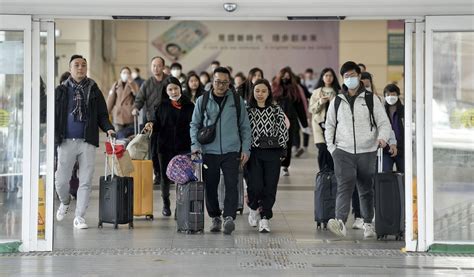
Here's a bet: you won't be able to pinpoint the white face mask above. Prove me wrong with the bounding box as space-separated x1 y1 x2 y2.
344 76 359 90
169 95 181 101
385 95 398 105
131 72 138 79
171 69 181 78
120 73 129 82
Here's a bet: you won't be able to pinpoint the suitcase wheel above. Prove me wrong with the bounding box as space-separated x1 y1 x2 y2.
129 222 134 229
323 223 328 230
238 208 243 215
98 221 103 229
114 224 118 229
146 215 154 221
316 222 321 229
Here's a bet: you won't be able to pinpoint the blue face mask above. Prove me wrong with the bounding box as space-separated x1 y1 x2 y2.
344 76 359 90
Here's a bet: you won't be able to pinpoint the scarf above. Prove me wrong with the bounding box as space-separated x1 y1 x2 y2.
66 76 90 122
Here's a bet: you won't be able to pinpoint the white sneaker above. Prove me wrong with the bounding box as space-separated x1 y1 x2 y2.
259 218 270 233
73 216 88 229
248 208 259 227
352 217 364 229
282 167 289 176
327 218 347 237
56 203 69 221
363 223 376 238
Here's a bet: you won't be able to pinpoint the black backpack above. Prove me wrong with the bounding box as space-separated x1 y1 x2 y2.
333 91 377 144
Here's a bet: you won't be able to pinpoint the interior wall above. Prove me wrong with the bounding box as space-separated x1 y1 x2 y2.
55 19 403 96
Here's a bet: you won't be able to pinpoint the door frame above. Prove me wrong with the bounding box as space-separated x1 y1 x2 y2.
424 15 474 248
0 15 32 251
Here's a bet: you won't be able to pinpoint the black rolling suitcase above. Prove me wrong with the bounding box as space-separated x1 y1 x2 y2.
218 168 245 215
98 138 134 229
176 156 205 233
314 168 337 229
374 148 404 240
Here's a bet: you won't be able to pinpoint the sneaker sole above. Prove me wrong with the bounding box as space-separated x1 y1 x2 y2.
327 220 346 237
259 228 270 233
223 221 235 235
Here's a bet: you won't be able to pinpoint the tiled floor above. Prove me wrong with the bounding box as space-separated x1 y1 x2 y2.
1 143 474 276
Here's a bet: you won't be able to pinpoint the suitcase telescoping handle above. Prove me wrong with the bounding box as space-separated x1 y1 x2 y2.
134 115 139 136
377 147 383 173
191 152 204 182
105 136 116 180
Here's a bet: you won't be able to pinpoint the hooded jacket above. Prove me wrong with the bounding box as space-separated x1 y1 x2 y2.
324 84 391 154
190 89 251 156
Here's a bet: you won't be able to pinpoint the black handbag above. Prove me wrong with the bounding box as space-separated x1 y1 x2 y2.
197 124 217 145
197 96 227 145
258 135 280 149
258 107 281 149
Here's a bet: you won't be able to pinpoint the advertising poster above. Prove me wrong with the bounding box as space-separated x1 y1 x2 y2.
148 21 339 78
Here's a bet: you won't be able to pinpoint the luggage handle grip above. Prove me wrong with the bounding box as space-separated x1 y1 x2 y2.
105 137 116 180
377 147 383 173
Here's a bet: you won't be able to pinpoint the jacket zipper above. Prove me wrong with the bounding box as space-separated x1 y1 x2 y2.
347 95 357 154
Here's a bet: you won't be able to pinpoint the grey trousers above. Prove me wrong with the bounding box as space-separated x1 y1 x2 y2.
332 148 377 223
55 139 96 218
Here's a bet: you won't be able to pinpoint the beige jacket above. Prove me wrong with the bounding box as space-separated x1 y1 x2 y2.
107 80 139 125
309 87 336 144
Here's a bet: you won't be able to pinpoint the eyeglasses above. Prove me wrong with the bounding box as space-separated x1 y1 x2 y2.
343 72 358 78
213 80 229 86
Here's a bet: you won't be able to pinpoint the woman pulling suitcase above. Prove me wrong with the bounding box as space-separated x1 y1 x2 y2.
246 79 289 233
144 76 194 217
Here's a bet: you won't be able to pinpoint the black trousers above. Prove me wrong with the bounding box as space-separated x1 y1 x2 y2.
246 148 281 219
352 187 361 218
203 152 240 219
150 131 161 184
316 143 334 171
282 122 298 167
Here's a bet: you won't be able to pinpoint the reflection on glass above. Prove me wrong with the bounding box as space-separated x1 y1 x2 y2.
0 31 24 241
38 34 48 240
432 32 474 242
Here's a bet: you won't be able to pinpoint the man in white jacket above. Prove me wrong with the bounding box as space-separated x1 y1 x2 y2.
325 61 391 238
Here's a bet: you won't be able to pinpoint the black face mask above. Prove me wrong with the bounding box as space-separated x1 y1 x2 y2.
281 79 290 85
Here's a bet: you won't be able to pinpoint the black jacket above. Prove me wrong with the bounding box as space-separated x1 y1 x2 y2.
182 87 204 104
55 80 114 147
385 101 405 150
153 96 194 154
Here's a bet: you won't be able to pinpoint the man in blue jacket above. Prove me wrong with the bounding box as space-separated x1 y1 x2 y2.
190 67 251 235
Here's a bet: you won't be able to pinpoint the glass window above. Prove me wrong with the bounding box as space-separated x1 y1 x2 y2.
432 32 474 242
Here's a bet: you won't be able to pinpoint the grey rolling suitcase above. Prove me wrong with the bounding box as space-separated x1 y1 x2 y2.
218 168 245 215
374 148 405 240
176 157 205 233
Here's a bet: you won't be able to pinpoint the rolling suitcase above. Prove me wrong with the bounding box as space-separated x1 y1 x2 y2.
375 148 405 240
218 168 245 215
98 137 134 229
314 168 337 229
176 155 205 233
130 116 154 220
131 160 154 220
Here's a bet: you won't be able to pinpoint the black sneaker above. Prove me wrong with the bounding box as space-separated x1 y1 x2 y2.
295 148 305 158
223 216 235 235
210 217 222 232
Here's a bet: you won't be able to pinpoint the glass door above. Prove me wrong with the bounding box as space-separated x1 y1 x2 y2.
0 15 32 252
425 15 474 247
